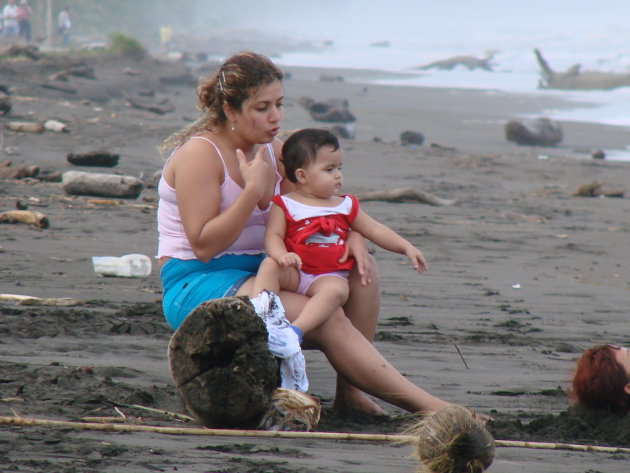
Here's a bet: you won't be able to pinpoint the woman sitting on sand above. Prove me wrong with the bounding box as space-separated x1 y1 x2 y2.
572 345 630 415
156 50 450 416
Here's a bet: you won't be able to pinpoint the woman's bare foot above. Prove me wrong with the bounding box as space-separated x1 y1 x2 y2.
333 390 388 416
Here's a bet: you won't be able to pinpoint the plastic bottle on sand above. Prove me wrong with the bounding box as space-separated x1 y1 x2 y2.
92 254 152 277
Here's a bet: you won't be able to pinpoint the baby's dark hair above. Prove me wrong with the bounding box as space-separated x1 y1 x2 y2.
282 128 339 183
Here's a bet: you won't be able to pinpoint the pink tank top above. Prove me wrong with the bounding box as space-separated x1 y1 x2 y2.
157 137 282 260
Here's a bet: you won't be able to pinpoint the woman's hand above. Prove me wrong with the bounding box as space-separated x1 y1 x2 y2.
340 231 374 286
236 147 271 200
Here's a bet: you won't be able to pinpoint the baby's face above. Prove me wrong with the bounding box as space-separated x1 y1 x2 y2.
302 145 344 198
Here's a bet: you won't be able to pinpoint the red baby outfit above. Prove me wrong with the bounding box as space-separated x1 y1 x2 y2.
272 194 360 275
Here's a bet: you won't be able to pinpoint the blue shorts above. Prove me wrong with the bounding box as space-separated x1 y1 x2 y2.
160 254 264 330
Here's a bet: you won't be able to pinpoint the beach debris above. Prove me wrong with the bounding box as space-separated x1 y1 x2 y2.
168 296 278 428
591 149 605 160
41 82 78 94
0 43 43 61
0 293 82 306
4 121 45 133
159 72 196 86
67 150 120 167
43 119 69 133
328 123 355 139
505 117 563 147
0 89 10 116
48 65 96 81
92 254 152 278
403 405 495 473
0 210 49 228
257 388 321 432
0 162 40 179
61 170 144 199
415 50 498 72
400 130 425 146
297 96 356 123
358 187 457 206
575 180 624 198
512 283 521 289
126 96 175 114
534 49 630 90
319 74 344 82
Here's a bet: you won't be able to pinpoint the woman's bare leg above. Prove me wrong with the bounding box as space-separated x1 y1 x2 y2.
279 290 450 414
334 258 386 414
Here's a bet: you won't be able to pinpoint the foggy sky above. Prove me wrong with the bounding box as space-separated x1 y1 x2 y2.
194 0 630 44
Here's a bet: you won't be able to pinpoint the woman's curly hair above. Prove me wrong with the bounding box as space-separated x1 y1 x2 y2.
160 51 283 153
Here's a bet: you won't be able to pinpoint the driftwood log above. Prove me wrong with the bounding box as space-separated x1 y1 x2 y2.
0 164 39 179
358 187 456 206
61 170 144 199
67 151 120 167
416 51 497 71
168 297 278 428
4 121 45 133
534 49 630 90
0 210 49 228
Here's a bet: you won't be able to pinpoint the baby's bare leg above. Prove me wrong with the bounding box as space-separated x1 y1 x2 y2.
252 257 299 296
292 276 349 335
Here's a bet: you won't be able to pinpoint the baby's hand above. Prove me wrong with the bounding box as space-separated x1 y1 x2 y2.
277 252 302 269
406 246 428 273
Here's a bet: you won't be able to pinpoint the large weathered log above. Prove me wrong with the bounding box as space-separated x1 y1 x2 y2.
168 297 278 428
415 51 498 71
61 170 144 199
534 49 630 90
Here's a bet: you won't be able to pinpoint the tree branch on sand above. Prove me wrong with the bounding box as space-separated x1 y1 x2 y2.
534 48 630 90
358 187 457 206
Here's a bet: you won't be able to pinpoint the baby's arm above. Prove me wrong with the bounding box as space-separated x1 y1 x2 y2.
264 205 302 268
351 209 427 273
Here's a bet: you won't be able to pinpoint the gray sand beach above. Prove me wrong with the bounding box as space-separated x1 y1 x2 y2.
0 42 629 472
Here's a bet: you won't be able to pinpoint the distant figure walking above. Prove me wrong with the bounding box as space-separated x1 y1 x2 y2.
57 6 71 46
2 0 19 38
17 0 31 41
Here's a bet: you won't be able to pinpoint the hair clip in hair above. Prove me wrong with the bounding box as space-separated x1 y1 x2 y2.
218 71 226 93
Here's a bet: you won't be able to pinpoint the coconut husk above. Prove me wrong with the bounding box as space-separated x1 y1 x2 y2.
258 388 321 431
404 405 495 473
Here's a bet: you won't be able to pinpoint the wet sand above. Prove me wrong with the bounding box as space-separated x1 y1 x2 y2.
1 46 629 472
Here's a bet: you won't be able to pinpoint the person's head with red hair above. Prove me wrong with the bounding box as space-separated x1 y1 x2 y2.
572 345 630 415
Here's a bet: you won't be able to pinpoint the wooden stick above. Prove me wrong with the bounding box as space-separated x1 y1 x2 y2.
1 415 629 454
118 404 196 422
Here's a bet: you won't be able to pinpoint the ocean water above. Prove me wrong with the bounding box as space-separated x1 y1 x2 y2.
204 1 630 160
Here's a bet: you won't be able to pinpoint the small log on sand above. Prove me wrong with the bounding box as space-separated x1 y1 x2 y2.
0 210 49 228
62 170 144 199
126 97 175 115
168 297 278 428
534 49 630 90
4 121 45 133
358 187 457 206
575 180 624 198
67 151 120 167
0 164 39 179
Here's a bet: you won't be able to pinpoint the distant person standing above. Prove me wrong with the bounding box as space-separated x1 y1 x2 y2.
57 6 71 46
17 0 31 41
2 0 19 38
